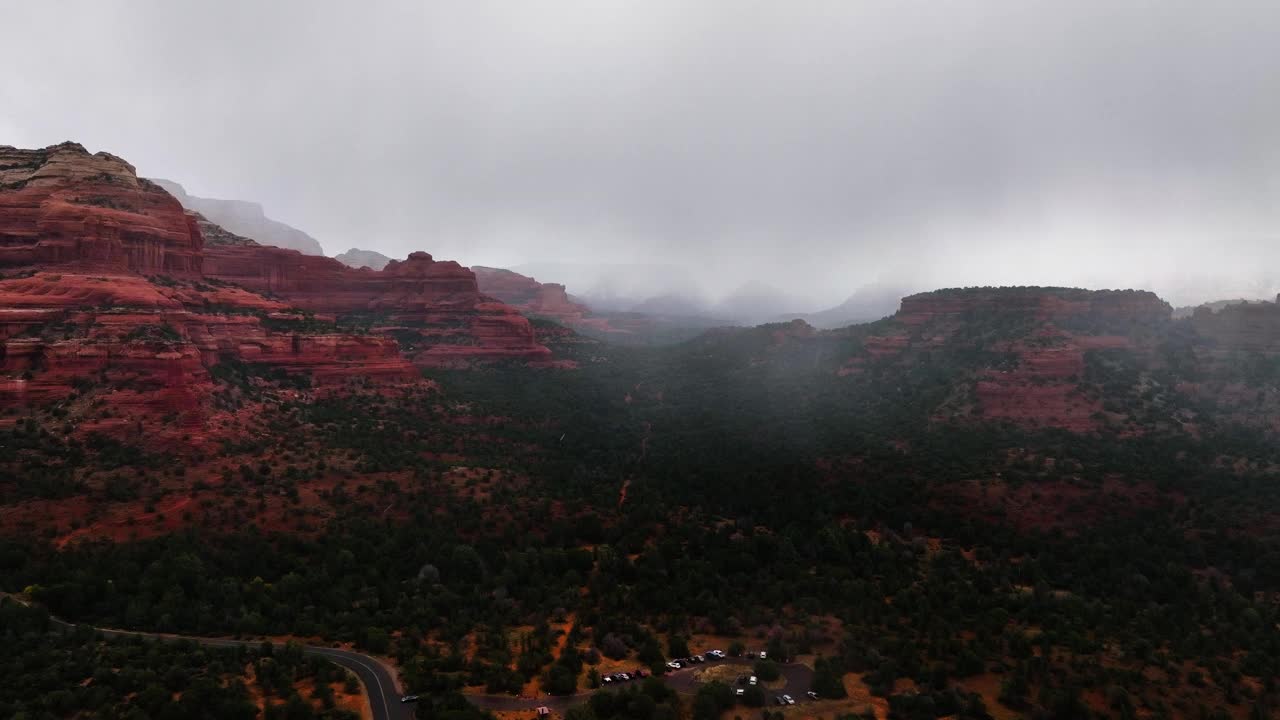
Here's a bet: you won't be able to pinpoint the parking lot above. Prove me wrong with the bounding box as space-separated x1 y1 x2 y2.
464 651 819 716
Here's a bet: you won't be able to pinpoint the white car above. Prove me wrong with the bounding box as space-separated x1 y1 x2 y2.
735 688 745 697
749 676 758 686
666 661 682 669
759 651 767 660
707 650 725 658
783 695 795 705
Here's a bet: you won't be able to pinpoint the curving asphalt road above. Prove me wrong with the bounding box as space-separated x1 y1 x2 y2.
6 593 813 720
0 593 413 720
66 624 414 720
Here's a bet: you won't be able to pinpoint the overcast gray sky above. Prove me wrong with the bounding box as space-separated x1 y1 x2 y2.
4 1 1279 307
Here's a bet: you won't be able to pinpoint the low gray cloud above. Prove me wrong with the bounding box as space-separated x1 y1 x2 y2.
4 1 1278 307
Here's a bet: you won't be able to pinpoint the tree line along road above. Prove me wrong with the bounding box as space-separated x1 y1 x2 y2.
5 594 815 720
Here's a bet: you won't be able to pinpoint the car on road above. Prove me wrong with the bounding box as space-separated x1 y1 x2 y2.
749 676 758 685
759 651 767 659
690 654 704 663
666 660 682 669
401 695 420 704
782 694 795 705
775 696 786 705
736 688 745 697
707 649 726 659
806 691 819 700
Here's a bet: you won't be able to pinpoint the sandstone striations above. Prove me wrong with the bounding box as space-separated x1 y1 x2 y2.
0 143 553 444
0 271 419 435
473 265 622 336
838 287 1174 433
895 287 1172 327
204 248 551 364
0 143 203 276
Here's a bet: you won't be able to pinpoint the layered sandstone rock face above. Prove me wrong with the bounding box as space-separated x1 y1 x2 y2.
0 271 419 435
0 142 551 442
1189 296 1280 355
896 287 1172 327
0 143 203 275
474 266 587 321
473 265 620 335
840 287 1173 432
205 248 551 364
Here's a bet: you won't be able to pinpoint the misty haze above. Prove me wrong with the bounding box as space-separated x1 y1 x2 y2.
2 3 1280 720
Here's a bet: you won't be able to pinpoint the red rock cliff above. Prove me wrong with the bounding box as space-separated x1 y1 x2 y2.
839 287 1171 433
205 248 550 363
896 287 1172 326
0 142 555 445
473 266 590 322
0 142 203 275
1189 296 1280 355
0 272 420 435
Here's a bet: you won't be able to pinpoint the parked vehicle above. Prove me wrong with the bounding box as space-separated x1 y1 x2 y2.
782 694 795 705
806 691 818 700
736 688 745 697
759 651 767 659
401 695 420 704
666 660 682 669
749 676 758 685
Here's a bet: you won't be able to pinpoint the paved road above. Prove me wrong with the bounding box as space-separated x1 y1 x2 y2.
68 623 414 720
5 593 812 719
87 629 411 720
465 657 815 714
1 594 413 720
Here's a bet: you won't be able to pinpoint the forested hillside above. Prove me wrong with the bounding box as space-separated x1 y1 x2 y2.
5 286 1280 718
0 598 363 720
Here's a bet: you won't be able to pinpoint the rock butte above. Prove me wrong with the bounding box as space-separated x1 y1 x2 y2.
473 265 614 333
0 142 203 275
841 287 1177 433
0 142 551 442
203 248 550 364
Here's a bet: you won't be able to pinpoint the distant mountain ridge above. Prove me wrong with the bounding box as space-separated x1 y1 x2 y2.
151 178 326 256
1172 297 1273 319
773 284 914 329
334 247 392 270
